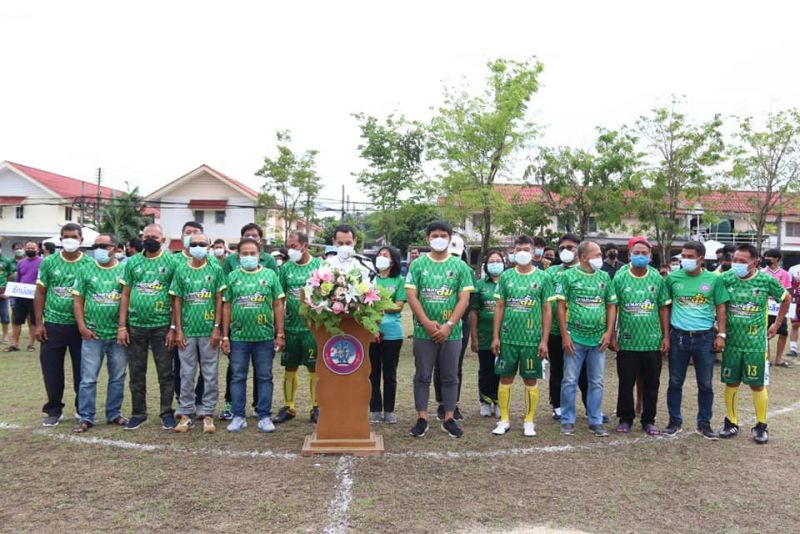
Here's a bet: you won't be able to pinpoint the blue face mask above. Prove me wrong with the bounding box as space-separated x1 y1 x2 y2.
240 255 259 271
183 235 192 249
94 248 111 264
487 262 504 276
189 246 208 260
732 263 750 278
681 258 698 271
631 255 650 268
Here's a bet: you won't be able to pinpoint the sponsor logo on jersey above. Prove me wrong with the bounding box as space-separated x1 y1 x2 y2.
90 291 122 305
135 280 164 294
185 289 213 304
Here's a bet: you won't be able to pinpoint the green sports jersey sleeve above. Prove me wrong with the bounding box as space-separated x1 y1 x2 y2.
394 279 407 302
36 256 51 287
713 275 730 305
767 276 789 303
605 272 618 304
405 259 419 290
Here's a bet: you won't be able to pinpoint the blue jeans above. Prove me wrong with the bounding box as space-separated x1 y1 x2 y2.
560 342 605 425
78 338 127 423
667 329 715 426
230 340 274 419
0 297 9 324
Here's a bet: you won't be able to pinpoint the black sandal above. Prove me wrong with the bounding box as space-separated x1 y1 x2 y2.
3 346 19 352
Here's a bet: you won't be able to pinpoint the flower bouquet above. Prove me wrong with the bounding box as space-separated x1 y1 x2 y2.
300 265 394 335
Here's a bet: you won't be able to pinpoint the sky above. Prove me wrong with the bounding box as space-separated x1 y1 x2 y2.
2 1 799 215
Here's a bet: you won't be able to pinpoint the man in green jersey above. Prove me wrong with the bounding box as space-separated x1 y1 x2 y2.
490 235 552 437
553 240 617 437
170 233 226 434
406 221 474 439
34 223 94 427
664 241 730 440
0 242 13 343
273 231 323 424
72 233 128 433
221 238 285 433
610 237 670 436
718 245 790 444
118 223 178 430
470 249 505 417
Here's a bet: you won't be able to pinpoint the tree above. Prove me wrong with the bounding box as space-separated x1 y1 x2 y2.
318 215 366 252
429 57 543 262
630 98 724 263
729 109 800 254
353 113 428 243
527 129 640 239
98 187 152 242
494 197 550 239
256 130 322 243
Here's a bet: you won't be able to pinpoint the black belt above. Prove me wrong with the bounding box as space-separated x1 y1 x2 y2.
672 328 713 337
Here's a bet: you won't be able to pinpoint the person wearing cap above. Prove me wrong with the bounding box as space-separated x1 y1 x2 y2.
610 237 670 436
601 243 625 280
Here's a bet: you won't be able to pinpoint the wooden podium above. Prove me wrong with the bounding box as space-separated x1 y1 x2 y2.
301 317 385 456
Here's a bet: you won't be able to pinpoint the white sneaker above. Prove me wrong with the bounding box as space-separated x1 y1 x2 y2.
524 422 537 437
227 416 247 432
479 404 492 417
492 420 511 435
257 417 275 433
494 405 502 418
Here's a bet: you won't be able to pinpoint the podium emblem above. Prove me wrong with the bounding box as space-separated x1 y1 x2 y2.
322 334 365 375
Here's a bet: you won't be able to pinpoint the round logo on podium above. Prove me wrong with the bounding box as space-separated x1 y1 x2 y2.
322 334 365 375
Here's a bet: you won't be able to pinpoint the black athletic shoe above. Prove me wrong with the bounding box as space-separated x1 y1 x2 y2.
310 407 319 424
696 423 719 441
453 406 464 421
435 404 445 421
271 406 296 424
441 418 463 438
719 417 739 439
752 423 768 445
662 420 682 436
409 418 429 437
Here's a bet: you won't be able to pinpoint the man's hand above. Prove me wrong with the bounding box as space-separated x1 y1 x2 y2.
221 339 231 355
609 337 619 353
275 335 286 352
537 341 549 360
767 323 779 340
423 319 440 338
79 326 97 341
470 338 479 354
660 336 670 355
713 335 726 353
599 332 612 352
175 329 187 350
116 328 129 347
491 337 501 356
34 324 47 343
562 334 575 356
166 329 176 349
431 322 451 344
210 328 220 349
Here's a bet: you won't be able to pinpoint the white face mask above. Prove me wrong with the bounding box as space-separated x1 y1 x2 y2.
61 238 80 253
337 245 354 260
559 249 575 264
514 250 533 266
288 248 303 263
213 248 225 257
375 256 391 271
430 237 449 252
588 257 604 271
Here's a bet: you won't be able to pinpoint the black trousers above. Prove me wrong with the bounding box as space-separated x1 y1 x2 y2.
434 319 470 404
223 357 259 407
369 339 402 412
477 349 499 404
616 350 661 426
173 347 204 411
128 326 173 419
40 322 82 417
548 334 588 409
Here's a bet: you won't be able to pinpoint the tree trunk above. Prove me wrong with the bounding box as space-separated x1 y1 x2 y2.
481 205 492 273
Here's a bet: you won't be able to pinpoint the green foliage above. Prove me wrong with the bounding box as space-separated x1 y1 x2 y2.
98 187 153 242
494 196 550 239
629 97 724 262
364 203 438 254
256 130 322 243
429 57 543 261
729 108 800 253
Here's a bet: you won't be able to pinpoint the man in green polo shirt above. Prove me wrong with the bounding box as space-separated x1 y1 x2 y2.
118 223 177 431
34 223 94 426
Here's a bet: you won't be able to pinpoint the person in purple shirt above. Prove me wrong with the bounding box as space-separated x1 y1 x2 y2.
4 241 42 352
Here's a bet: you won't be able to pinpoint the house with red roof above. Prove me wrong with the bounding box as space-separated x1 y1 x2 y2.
0 161 123 247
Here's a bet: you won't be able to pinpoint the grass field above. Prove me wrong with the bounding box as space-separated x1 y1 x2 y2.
1 311 799 533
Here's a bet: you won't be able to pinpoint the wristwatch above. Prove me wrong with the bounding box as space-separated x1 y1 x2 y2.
276 332 286 338
445 321 455 328
169 325 177 331
716 333 727 339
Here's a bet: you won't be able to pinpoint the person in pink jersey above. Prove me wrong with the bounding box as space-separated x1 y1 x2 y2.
762 249 791 367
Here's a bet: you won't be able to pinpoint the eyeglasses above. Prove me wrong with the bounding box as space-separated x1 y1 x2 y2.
93 244 115 250
190 243 209 248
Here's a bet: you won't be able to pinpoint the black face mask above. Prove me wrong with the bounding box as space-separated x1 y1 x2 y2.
721 264 731 272
607 251 617 260
761 260 770 269
25 250 37 258
143 238 161 253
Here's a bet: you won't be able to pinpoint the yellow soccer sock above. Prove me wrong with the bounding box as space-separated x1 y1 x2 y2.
309 371 318 408
498 383 512 422
724 385 739 425
284 371 298 411
753 388 768 425
524 385 539 423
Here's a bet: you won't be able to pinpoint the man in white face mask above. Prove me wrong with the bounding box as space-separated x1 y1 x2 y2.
34 223 94 427
553 240 617 437
325 224 370 279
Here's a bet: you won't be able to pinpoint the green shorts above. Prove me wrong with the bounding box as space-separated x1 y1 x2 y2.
494 343 543 380
282 331 317 369
721 349 769 387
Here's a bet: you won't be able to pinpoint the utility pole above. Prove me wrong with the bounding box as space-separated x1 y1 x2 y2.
340 185 345 222
95 167 102 228
79 181 85 226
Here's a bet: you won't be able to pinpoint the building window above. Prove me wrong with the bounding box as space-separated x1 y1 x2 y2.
787 222 800 238
15 206 24 219
65 207 73 221
587 216 598 234
193 210 205 224
215 210 225 224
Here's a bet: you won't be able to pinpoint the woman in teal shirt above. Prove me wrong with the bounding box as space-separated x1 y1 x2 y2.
470 250 505 417
370 246 406 424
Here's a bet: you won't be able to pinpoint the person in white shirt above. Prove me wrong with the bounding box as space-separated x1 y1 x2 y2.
325 224 372 279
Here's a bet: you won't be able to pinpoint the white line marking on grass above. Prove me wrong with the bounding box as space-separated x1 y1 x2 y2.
767 400 800 418
0 422 22 430
324 456 355 534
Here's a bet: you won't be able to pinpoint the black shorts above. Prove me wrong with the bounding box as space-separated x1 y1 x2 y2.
13 298 35 326
768 314 788 337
